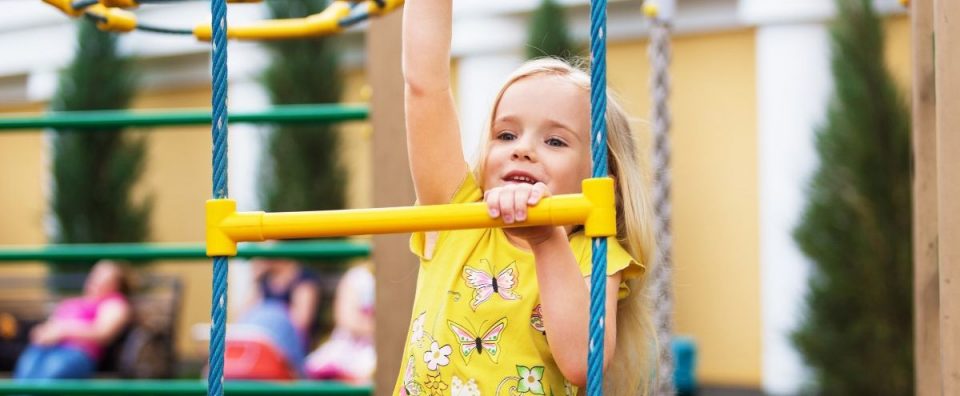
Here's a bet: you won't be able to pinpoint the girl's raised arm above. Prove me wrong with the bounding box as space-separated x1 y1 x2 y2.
402 0 469 205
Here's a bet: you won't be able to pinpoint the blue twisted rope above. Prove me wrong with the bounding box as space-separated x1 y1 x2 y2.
587 0 608 394
208 0 228 394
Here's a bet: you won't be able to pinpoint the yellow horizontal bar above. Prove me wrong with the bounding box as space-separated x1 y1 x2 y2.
207 178 616 256
43 0 84 17
102 0 139 8
365 0 404 16
193 1 350 41
87 4 137 32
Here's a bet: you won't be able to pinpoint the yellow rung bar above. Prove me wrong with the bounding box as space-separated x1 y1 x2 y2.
99 0 260 8
86 4 137 32
42 0 85 17
193 1 351 41
208 178 616 256
102 0 139 8
364 0 404 16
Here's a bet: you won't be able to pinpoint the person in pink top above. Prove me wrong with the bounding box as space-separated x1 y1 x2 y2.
14 260 132 379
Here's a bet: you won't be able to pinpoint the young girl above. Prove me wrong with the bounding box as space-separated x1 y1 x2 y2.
397 0 655 394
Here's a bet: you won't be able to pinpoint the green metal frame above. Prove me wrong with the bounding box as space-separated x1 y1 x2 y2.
0 240 369 262
0 380 371 395
0 104 368 131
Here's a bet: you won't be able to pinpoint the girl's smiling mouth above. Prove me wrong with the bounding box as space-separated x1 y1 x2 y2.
502 170 540 185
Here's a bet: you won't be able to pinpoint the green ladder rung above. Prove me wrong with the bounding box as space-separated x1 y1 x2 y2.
0 104 368 131
0 380 371 395
0 241 370 262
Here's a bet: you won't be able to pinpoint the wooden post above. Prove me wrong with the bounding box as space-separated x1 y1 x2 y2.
368 10 418 396
935 0 960 393
912 0 941 395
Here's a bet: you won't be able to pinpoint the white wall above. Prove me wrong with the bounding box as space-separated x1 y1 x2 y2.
754 22 830 395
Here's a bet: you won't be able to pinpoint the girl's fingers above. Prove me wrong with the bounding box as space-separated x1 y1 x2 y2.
515 187 531 222
528 182 548 205
499 188 516 224
485 188 500 218
486 184 550 223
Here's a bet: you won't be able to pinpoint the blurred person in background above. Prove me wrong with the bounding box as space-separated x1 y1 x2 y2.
14 260 132 380
247 257 321 349
304 264 375 383
223 257 321 379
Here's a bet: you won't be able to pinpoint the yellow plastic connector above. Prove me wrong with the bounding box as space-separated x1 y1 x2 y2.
102 0 139 8
194 0 351 41
366 0 405 16
42 0 85 17
581 177 617 237
206 177 617 257
207 199 266 256
207 199 238 256
86 4 137 32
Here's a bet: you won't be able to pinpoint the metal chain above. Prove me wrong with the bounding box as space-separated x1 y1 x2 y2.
649 15 676 396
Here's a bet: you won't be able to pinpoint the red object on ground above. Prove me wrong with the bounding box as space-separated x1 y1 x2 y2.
223 338 295 380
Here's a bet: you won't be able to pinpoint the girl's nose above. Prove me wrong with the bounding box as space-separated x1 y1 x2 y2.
511 141 536 161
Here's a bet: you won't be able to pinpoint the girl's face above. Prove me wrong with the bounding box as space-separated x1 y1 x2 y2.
483 75 593 195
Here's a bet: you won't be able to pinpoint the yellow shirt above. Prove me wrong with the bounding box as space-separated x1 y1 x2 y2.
394 173 643 396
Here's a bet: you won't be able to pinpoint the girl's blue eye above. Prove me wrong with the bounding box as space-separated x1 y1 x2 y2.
497 131 517 141
546 137 567 147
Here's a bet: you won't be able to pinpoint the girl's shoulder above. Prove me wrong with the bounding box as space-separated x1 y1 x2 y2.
569 233 644 282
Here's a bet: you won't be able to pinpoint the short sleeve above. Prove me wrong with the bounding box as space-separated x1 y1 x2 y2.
572 234 645 299
409 171 483 259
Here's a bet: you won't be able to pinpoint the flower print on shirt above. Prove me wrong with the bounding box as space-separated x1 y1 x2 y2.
450 376 481 396
424 372 448 396
516 365 545 395
494 365 546 396
411 311 426 348
423 341 452 371
462 259 521 311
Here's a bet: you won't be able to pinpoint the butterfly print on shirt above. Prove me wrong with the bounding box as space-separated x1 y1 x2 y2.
447 317 507 365
400 355 423 396
462 259 521 311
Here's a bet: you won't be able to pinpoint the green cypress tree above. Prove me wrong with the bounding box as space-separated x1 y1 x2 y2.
791 0 912 394
259 0 345 213
258 0 346 339
526 0 578 61
50 19 149 274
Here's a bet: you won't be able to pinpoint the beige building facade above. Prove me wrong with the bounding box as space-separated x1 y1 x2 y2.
0 0 912 391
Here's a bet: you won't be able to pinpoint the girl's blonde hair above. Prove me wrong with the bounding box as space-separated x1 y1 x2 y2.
473 58 657 394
